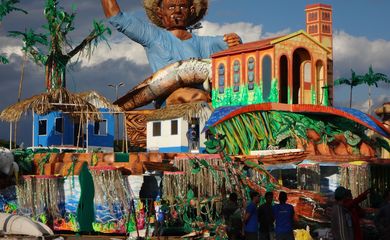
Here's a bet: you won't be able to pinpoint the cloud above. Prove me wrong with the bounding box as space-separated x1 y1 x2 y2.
196 21 263 43
77 39 148 68
333 31 390 78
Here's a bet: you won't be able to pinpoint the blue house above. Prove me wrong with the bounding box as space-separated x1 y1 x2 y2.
32 91 120 152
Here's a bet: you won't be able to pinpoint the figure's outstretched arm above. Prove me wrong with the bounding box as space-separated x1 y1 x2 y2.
101 0 121 18
224 33 242 48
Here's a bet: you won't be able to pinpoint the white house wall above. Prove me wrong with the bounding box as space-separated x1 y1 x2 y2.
147 117 207 153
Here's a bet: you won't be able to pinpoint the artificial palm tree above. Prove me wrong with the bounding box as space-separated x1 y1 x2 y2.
334 69 364 108
361 65 390 113
0 0 27 64
4 0 111 146
10 0 111 91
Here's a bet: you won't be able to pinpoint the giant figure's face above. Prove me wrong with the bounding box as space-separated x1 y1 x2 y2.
157 0 195 30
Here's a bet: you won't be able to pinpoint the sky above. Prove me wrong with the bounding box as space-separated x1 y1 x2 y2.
0 0 389 146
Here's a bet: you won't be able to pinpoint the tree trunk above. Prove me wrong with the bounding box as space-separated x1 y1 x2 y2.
368 86 372 114
13 53 27 148
349 85 353 108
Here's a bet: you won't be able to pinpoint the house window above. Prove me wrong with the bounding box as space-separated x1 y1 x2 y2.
153 122 161 136
247 57 255 90
322 12 330 21
233 60 240 92
308 24 318 34
262 55 272 101
322 24 331 33
171 120 178 135
218 64 225 94
55 117 63 134
38 119 47 136
308 12 318 21
303 61 312 83
94 120 107 136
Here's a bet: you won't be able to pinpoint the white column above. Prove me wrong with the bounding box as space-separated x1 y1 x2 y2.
9 122 12 150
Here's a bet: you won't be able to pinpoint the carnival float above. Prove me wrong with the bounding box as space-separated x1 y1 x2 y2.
0 0 389 239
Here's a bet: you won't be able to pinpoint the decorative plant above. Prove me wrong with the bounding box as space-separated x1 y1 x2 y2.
0 0 27 64
360 65 390 113
334 69 364 108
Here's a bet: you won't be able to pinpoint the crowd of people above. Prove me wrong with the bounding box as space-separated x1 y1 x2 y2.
331 187 390 240
223 191 295 240
222 188 390 240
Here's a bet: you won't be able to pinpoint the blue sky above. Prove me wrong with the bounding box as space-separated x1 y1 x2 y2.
0 0 389 145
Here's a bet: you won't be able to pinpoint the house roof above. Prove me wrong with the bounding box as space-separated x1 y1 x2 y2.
212 36 281 57
270 30 331 53
375 102 390 117
76 91 122 112
305 3 332 11
212 30 331 58
147 101 213 122
0 88 101 122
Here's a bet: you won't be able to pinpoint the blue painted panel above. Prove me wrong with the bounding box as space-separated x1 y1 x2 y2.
154 146 206 153
203 106 241 131
87 109 114 148
335 107 390 138
34 112 73 147
33 108 115 148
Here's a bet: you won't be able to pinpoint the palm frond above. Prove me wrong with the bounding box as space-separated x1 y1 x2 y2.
362 65 390 87
0 55 9 64
0 0 27 21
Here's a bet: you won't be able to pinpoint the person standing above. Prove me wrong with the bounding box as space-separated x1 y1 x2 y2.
222 192 241 239
375 189 390 240
331 186 354 240
342 188 370 240
258 191 275 240
272 191 294 240
244 191 260 240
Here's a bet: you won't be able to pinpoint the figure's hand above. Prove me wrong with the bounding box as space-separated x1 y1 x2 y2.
224 33 242 48
101 0 120 18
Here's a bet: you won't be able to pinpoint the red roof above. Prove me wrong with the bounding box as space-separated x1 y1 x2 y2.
305 3 332 10
212 35 284 58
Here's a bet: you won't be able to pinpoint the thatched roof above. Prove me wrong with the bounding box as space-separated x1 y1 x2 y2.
375 102 390 117
146 101 213 122
0 88 101 122
76 90 122 112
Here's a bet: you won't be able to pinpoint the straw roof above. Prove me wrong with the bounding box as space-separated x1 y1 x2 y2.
76 90 122 113
0 88 102 122
146 101 213 122
375 102 390 117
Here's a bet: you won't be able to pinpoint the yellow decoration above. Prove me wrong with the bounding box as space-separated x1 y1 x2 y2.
294 229 313 240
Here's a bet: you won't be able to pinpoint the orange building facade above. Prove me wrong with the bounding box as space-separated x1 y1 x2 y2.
211 4 334 108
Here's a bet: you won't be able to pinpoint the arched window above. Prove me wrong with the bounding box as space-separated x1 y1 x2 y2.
303 61 311 83
233 60 240 92
262 55 272 101
218 64 225 94
247 57 255 90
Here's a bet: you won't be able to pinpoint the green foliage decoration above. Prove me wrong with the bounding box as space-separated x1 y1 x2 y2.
0 0 27 64
213 110 375 155
268 78 279 103
0 0 26 21
0 55 9 64
9 0 111 90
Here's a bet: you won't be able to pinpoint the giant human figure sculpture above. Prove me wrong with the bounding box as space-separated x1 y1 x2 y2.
101 0 241 108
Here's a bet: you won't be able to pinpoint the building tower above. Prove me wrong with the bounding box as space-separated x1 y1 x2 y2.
306 3 334 105
305 3 333 50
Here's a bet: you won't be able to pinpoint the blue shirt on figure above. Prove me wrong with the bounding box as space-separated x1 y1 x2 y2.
109 11 228 72
245 201 258 233
272 203 295 234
